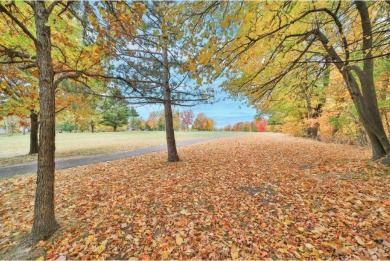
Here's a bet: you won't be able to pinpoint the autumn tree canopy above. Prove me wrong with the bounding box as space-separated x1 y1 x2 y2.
184 1 390 162
0 1 108 243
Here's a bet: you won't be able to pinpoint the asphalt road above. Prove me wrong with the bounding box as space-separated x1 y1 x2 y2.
0 135 229 178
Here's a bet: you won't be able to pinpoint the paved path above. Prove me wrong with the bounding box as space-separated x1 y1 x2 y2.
0 135 231 178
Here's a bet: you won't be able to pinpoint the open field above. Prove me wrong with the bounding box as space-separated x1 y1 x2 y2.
0 133 389 260
0 131 241 167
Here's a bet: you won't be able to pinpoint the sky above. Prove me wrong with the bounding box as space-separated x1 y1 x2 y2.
135 91 258 129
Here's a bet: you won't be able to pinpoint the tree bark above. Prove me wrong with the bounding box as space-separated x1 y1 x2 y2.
91 121 95 133
162 27 179 162
29 110 39 155
113 125 117 132
314 1 390 161
164 99 179 162
342 70 389 160
31 2 59 244
353 1 390 160
5 117 10 136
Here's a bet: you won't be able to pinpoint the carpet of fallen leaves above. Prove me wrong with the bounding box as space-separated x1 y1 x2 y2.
0 133 389 260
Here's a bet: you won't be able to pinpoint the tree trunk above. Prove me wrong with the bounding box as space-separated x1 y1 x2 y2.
5 117 10 136
162 28 179 162
343 66 389 159
353 1 390 160
366 128 386 158
91 121 95 133
357 124 368 146
164 100 179 162
343 71 389 160
314 1 390 161
113 125 117 132
31 2 59 244
29 110 39 155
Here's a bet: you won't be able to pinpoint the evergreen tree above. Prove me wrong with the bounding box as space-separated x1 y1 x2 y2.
100 90 132 132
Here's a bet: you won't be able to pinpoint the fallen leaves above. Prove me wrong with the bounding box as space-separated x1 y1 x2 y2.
0 133 389 260
230 245 240 259
94 240 107 254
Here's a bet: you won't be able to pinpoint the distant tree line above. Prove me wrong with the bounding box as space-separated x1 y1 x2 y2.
224 118 267 132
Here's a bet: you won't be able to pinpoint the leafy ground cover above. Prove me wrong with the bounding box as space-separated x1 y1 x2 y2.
0 132 389 260
0 131 236 167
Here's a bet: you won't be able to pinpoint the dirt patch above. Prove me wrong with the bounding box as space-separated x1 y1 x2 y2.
0 234 45 260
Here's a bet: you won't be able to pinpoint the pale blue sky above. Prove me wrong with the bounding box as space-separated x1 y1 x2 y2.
135 91 258 129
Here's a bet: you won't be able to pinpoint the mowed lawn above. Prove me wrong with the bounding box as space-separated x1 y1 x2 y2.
0 133 389 260
0 131 239 166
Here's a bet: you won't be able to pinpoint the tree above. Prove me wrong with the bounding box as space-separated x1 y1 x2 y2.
127 107 140 131
2 115 19 135
224 125 232 131
56 81 105 133
193 113 206 131
232 122 244 132
0 1 104 243
205 118 215 131
187 1 390 162
243 122 251 132
376 57 390 136
0 68 101 152
147 111 160 131
129 117 143 131
226 118 268 133
0 68 40 153
193 113 215 131
100 90 132 132
173 110 181 131
180 110 194 130
58 122 77 132
129 107 140 118
87 2 212 162
157 112 166 131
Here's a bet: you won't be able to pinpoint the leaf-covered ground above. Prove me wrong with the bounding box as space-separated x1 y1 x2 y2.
0 133 389 260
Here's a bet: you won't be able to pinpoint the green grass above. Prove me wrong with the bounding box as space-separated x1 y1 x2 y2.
0 131 243 166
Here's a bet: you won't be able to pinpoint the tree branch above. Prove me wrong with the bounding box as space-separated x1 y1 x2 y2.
0 3 36 42
53 72 82 89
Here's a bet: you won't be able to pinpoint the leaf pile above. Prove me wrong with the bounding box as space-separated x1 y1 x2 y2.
0 133 389 260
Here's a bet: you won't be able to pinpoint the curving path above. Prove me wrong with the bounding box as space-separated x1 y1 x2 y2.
0 135 236 178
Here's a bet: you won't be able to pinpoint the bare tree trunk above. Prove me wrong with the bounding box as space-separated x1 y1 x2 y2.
164 99 179 162
5 117 10 136
91 121 95 133
29 110 39 155
162 29 179 162
357 126 368 146
31 2 59 244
